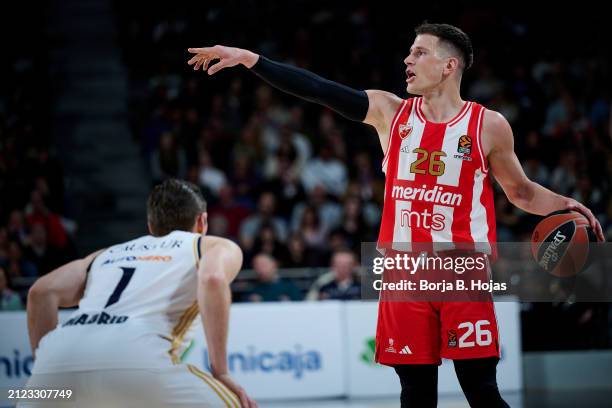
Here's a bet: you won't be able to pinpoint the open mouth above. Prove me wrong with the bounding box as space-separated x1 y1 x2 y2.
406 71 416 82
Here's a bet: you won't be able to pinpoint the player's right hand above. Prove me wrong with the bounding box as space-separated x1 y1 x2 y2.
187 45 259 75
214 372 259 408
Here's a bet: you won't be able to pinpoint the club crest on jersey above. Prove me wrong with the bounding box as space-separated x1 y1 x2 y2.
447 329 457 348
399 124 413 139
385 338 397 353
457 135 472 155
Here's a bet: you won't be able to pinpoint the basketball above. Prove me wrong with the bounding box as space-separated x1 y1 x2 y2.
531 210 596 277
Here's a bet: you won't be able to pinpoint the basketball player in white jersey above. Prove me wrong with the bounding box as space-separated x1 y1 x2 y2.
186 23 603 408
19 179 257 408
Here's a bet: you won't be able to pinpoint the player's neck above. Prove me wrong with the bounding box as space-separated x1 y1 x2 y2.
419 86 464 123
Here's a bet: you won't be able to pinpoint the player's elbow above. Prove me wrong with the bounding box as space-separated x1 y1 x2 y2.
27 278 53 304
200 272 228 290
505 180 535 208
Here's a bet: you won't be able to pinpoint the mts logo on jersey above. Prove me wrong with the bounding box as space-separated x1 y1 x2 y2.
400 209 445 231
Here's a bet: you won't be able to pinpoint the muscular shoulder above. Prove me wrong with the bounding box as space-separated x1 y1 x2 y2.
364 90 403 129
481 109 513 156
200 236 242 258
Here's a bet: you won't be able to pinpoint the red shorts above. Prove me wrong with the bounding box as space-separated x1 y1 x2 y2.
375 300 500 365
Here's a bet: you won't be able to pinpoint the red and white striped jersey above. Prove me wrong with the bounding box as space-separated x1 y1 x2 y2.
378 97 496 252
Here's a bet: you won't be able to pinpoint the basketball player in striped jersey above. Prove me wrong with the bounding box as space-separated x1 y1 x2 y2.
20 179 257 408
188 23 604 407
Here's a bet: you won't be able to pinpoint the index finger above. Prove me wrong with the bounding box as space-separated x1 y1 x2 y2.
584 212 603 241
238 391 249 408
188 47 213 54
595 221 605 242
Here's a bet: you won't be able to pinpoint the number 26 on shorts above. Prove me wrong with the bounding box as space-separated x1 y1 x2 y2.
457 320 492 348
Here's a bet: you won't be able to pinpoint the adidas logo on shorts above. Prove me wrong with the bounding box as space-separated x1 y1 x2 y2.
399 345 412 355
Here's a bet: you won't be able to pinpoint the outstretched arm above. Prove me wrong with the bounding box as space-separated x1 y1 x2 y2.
188 45 368 121
485 110 604 241
27 250 102 356
187 45 401 153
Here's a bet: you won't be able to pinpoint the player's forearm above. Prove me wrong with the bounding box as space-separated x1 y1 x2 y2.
199 275 231 375
250 56 369 121
509 180 570 215
27 288 59 356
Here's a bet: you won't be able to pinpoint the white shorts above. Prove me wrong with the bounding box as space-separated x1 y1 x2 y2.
17 364 240 408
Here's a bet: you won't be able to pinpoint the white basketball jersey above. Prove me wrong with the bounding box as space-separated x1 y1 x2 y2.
32 230 203 374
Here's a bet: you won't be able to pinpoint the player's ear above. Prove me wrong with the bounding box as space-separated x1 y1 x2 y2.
445 57 459 75
196 212 208 235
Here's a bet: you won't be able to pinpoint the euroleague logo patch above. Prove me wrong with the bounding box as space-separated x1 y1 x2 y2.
399 123 413 139
447 329 457 348
457 135 472 155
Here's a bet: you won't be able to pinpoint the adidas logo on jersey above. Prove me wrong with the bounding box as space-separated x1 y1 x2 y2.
399 345 412 355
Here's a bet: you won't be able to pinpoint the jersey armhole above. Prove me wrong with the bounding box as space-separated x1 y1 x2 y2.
85 254 100 275
193 236 202 267
475 107 488 173
382 99 411 173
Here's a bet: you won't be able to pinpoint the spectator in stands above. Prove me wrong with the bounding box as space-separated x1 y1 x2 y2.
260 144 306 219
247 254 301 302
543 89 575 137
7 209 30 247
352 151 377 202
291 184 342 233
495 194 520 242
285 233 308 268
208 185 251 240
297 206 327 251
178 106 202 165
28 147 65 213
24 223 63 276
550 151 578 196
278 119 312 171
573 176 604 215
25 189 69 250
306 250 360 301
0 266 23 311
301 144 347 197
249 223 290 266
330 196 374 252
2 241 38 278
196 149 227 198
522 157 549 188
263 139 299 180
229 155 260 208
232 117 264 166
150 131 187 183
239 192 287 250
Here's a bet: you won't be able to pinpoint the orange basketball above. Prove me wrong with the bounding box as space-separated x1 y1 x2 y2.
531 210 596 277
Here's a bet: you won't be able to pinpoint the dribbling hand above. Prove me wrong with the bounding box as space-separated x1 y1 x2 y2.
565 199 605 242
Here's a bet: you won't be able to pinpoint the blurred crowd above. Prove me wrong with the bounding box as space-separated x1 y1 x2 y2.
0 6 77 310
1 1 610 349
